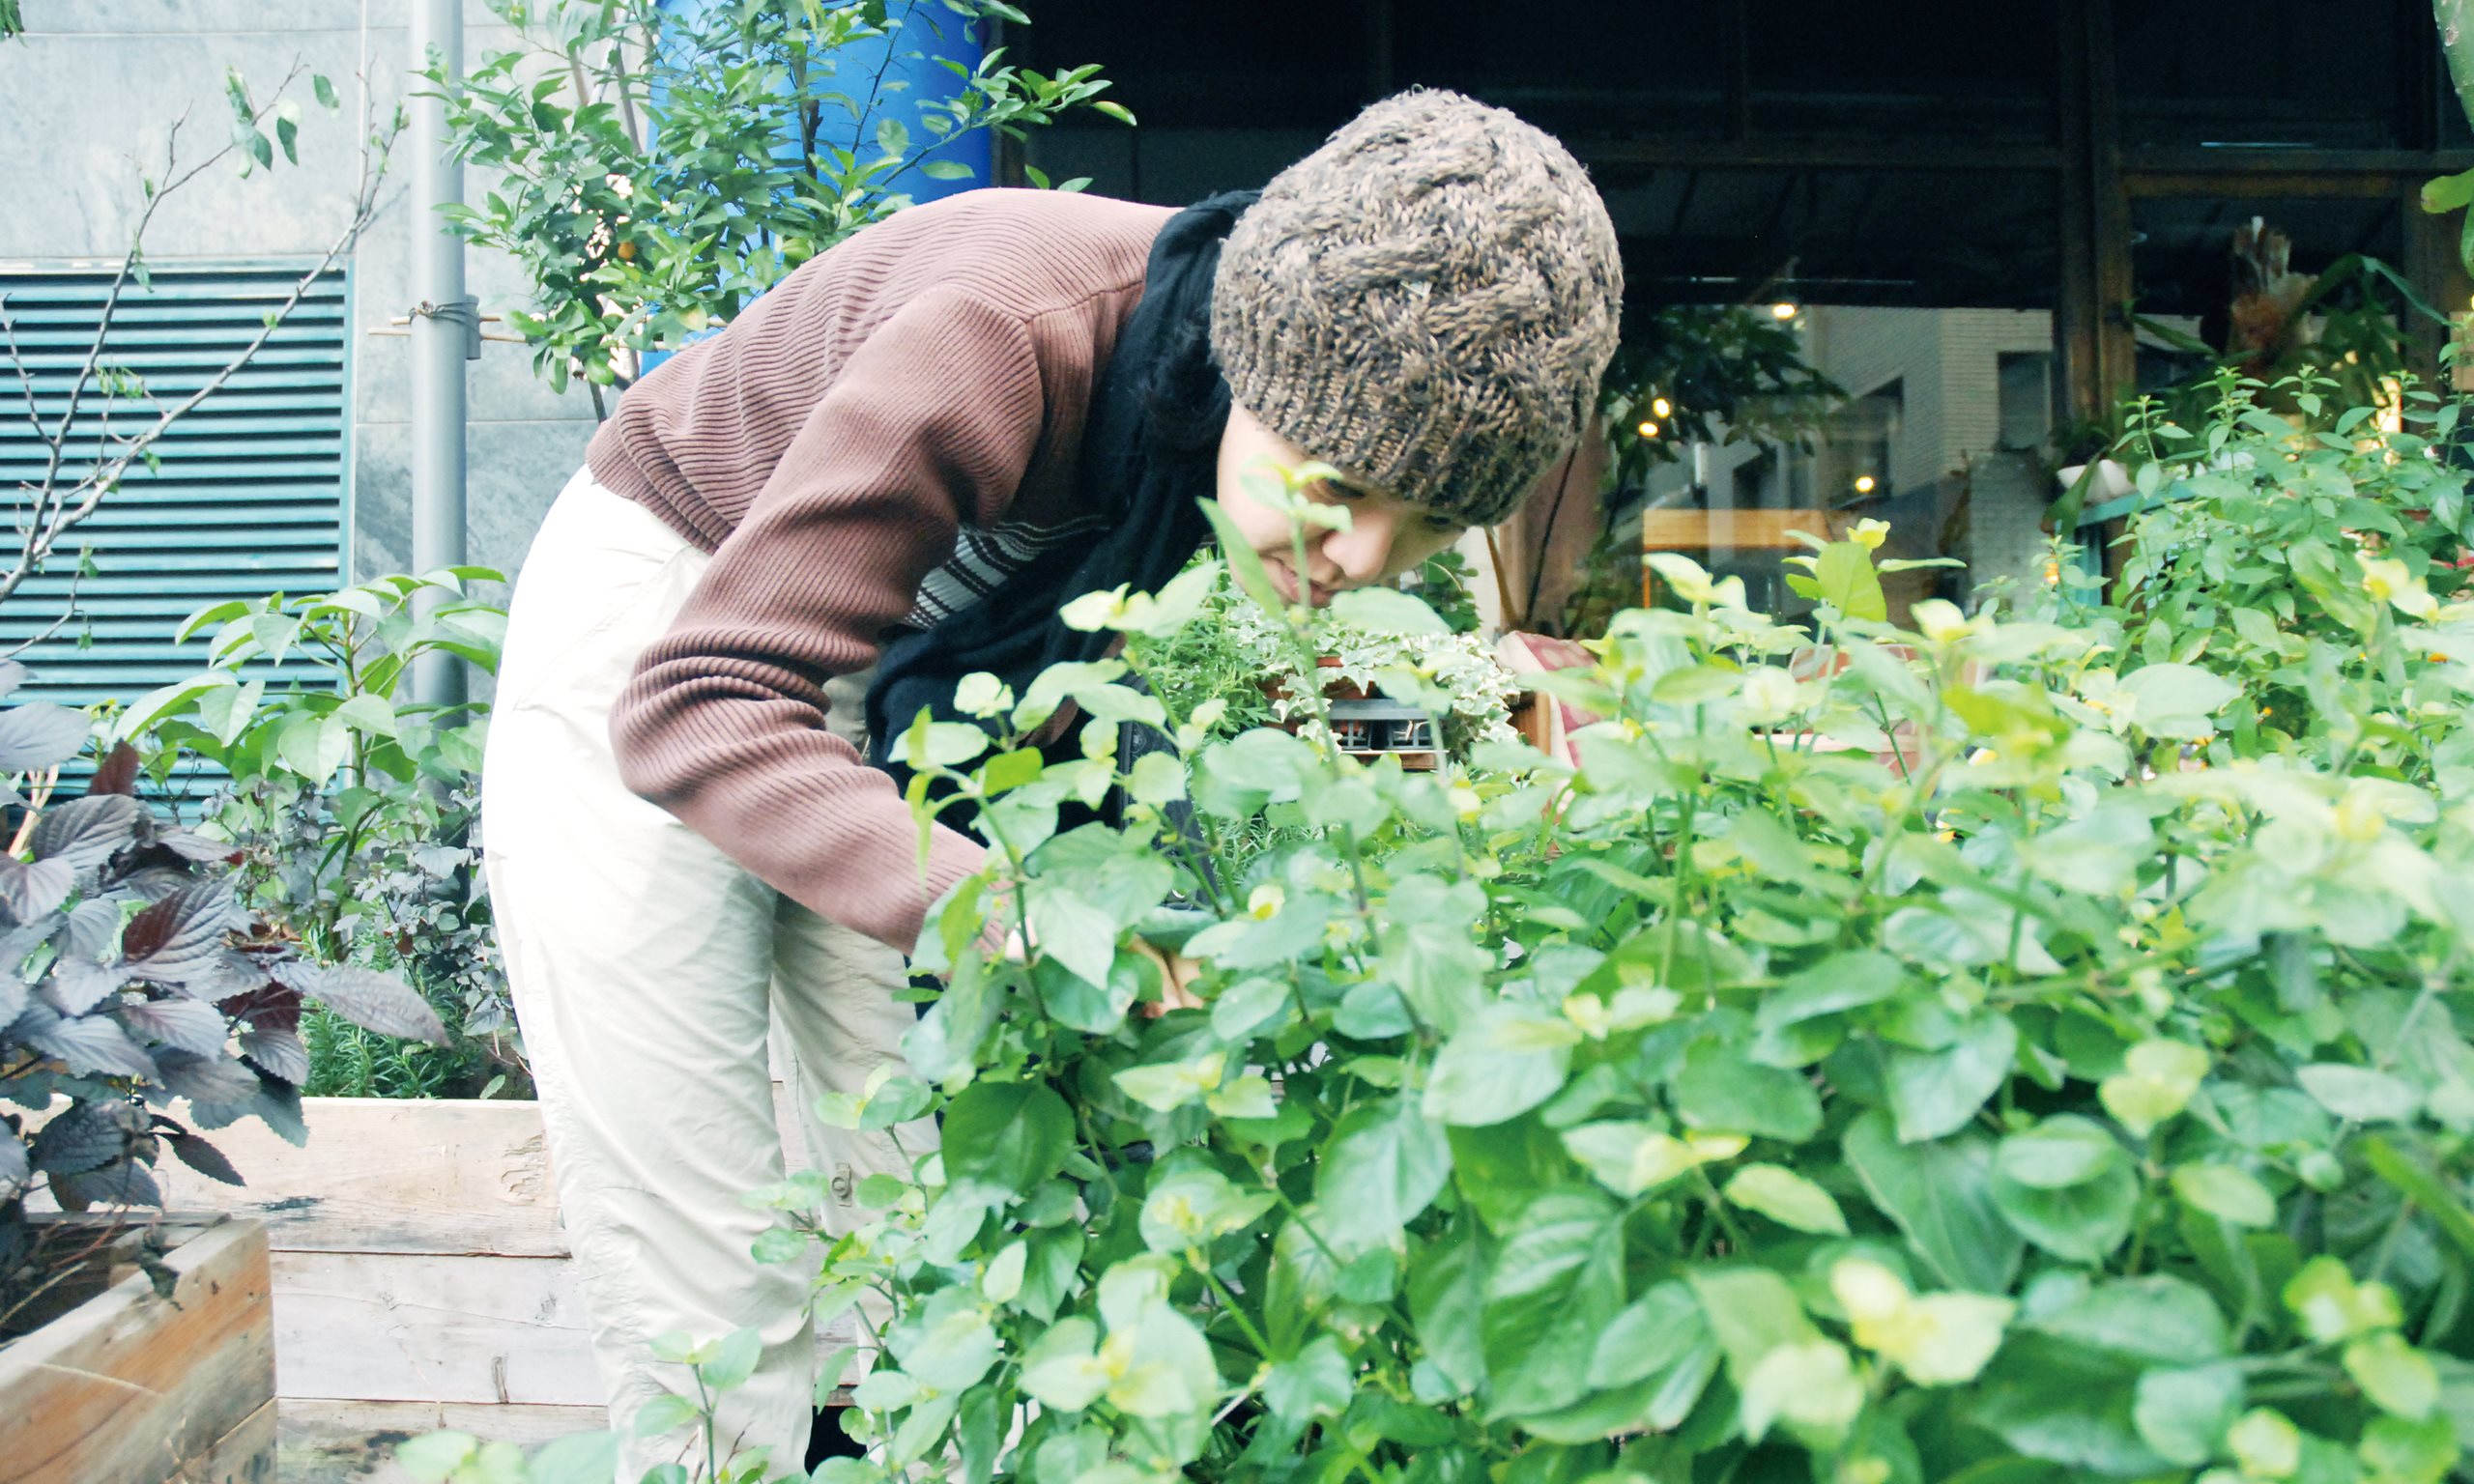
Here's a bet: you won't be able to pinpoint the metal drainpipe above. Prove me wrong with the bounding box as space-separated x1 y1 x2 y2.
409 0 475 712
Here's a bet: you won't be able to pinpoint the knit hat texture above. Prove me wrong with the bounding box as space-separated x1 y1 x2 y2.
1208 88 1623 528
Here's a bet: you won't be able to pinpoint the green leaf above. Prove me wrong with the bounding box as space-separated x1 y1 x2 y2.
918 158 976 181
2423 165 2474 214
1673 1038 1821 1140
1814 540 1888 621
630 1392 701 1438
1740 1339 1864 1442
2296 1063 2421 1124
902 1299 1001 1390
1687 1265 1820 1385
1997 1116 2124 1188
699 1326 762 1391
1020 1318 1108 1413
2345 1332 2440 1419
1025 882 1118 989
1992 1156 2138 1264
521 1430 620 1484
1842 1112 2023 1293
1560 1123 1744 1198
2028 1274 2230 1368
2360 1413 2458 1481
1407 1228 1488 1394
941 1080 1073 1190
1199 497 1287 616
1263 1335 1352 1424
312 73 339 109
1316 1094 1453 1252
1886 1013 2018 1143
1590 1280 1708 1388
1754 950 1904 1030
390 1431 477 1481
1138 1162 1275 1251
1722 1163 1848 1234
2020 804 2154 896
2283 1254 2404 1341
2131 1363 2243 1469
2170 1163 2277 1229
1424 1003 1582 1127
1327 586 1450 636
2117 664 2239 738
875 117 910 157
2097 1039 2208 1137
1482 1190 1626 1418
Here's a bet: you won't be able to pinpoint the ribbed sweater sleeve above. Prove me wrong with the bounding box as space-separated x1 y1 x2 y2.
607 286 1044 953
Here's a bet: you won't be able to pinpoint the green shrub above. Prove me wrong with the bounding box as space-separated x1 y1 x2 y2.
121 569 516 1098
411 379 2474 1483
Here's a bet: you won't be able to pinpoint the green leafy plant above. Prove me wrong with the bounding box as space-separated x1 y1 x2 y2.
1598 303 1845 495
411 385 2474 1481
0 668 445 1338
1114 561 1518 761
423 0 1131 407
1405 550 1483 638
115 569 515 1095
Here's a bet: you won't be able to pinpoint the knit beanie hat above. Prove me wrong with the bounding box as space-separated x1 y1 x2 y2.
1209 88 1624 528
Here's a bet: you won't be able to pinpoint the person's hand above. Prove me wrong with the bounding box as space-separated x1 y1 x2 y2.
999 923 1201 1017
1129 937 1203 1018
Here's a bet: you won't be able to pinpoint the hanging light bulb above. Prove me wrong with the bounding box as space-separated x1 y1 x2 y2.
1854 474 1877 495
1651 396 1672 418
1636 419 1661 439
1770 301 1799 321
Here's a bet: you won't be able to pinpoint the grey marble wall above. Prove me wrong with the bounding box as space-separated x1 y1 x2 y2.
0 1 600 587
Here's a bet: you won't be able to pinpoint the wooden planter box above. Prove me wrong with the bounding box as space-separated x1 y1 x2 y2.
0 1215 275 1484
154 1094 870 1445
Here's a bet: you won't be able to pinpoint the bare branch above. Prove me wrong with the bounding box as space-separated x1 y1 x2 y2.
0 67 402 615
0 297 56 452
0 556 92 662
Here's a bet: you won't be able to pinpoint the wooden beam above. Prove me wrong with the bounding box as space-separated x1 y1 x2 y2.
2088 0 2137 412
1575 138 2065 175
2125 147 2474 175
2124 171 2425 199
1366 0 1394 100
2056 0 2103 425
1722 0 1751 141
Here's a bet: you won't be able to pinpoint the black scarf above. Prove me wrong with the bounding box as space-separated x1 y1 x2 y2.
864 190 1258 789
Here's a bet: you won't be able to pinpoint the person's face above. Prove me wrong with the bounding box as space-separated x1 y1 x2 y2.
1212 404 1470 608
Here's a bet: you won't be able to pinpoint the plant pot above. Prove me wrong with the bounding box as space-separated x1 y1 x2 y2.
0 1215 274 1484
1261 656 1370 705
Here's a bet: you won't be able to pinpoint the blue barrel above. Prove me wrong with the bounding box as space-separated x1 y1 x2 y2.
636 1 990 378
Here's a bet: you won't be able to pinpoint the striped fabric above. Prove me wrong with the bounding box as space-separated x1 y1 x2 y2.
900 512 1111 631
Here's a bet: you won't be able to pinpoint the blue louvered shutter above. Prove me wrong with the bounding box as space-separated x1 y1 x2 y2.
0 266 348 725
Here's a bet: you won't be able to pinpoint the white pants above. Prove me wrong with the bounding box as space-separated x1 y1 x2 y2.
481 470 933 1479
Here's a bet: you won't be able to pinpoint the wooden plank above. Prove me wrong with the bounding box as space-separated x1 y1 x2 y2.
0 1217 275 1484
188 1397 276 1484
265 1251 866 1410
286 1397 609 1443
268 1250 600 1408
1639 507 1843 553
153 1098 564 1258
157 1089 844 1259
277 1400 607 1484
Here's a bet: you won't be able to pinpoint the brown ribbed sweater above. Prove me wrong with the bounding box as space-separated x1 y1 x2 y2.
586 189 1179 954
